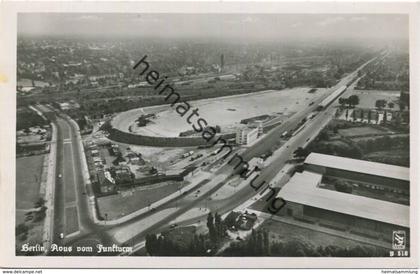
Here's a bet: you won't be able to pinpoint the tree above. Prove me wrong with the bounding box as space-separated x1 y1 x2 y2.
388 102 395 109
375 99 387 110
214 212 224 241
318 131 329 141
262 229 270 255
383 110 388 123
207 212 215 241
16 223 28 236
348 95 360 108
145 234 159 255
34 197 45 208
399 91 409 110
293 147 309 159
338 97 347 108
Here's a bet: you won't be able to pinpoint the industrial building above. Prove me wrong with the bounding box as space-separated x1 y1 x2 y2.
304 153 409 194
277 153 410 243
277 171 409 242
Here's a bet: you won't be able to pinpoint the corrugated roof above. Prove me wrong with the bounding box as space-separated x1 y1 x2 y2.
305 153 409 182
278 171 409 227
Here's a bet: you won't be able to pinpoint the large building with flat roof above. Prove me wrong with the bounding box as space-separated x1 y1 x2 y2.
304 153 409 194
277 171 409 244
277 154 410 245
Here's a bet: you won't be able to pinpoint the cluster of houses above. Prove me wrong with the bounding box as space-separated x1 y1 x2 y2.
16 126 49 143
338 108 409 125
224 211 258 231
86 141 142 195
16 125 51 156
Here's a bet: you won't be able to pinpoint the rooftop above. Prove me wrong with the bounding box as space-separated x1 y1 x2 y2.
278 171 409 227
305 153 409 182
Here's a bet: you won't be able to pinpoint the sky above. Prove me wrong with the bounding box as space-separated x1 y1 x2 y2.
18 13 408 42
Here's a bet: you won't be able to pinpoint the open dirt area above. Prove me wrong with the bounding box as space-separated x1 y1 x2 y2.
111 88 328 137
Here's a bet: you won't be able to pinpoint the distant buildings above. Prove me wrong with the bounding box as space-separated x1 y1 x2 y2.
58 101 80 111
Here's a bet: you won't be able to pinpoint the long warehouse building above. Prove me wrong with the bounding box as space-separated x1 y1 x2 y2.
277 171 409 241
304 153 409 194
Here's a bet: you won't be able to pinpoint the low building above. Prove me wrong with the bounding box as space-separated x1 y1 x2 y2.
58 101 80 110
110 144 120 155
93 156 103 164
111 165 133 185
224 211 258 231
97 170 116 194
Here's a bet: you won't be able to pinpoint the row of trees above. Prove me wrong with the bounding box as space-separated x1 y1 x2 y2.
375 99 394 110
17 108 48 131
145 212 229 256
308 140 363 160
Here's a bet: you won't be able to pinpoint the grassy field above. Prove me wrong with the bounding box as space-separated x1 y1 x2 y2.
338 126 385 137
347 89 400 109
363 149 410 167
260 219 381 250
97 181 189 220
16 155 44 210
15 155 46 253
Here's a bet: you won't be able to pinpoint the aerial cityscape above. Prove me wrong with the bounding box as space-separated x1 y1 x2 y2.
15 13 410 257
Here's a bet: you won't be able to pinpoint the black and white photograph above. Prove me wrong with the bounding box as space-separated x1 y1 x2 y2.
0 1 419 270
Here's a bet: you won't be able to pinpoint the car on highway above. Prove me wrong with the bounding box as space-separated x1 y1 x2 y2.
170 224 178 229
58 174 62 178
